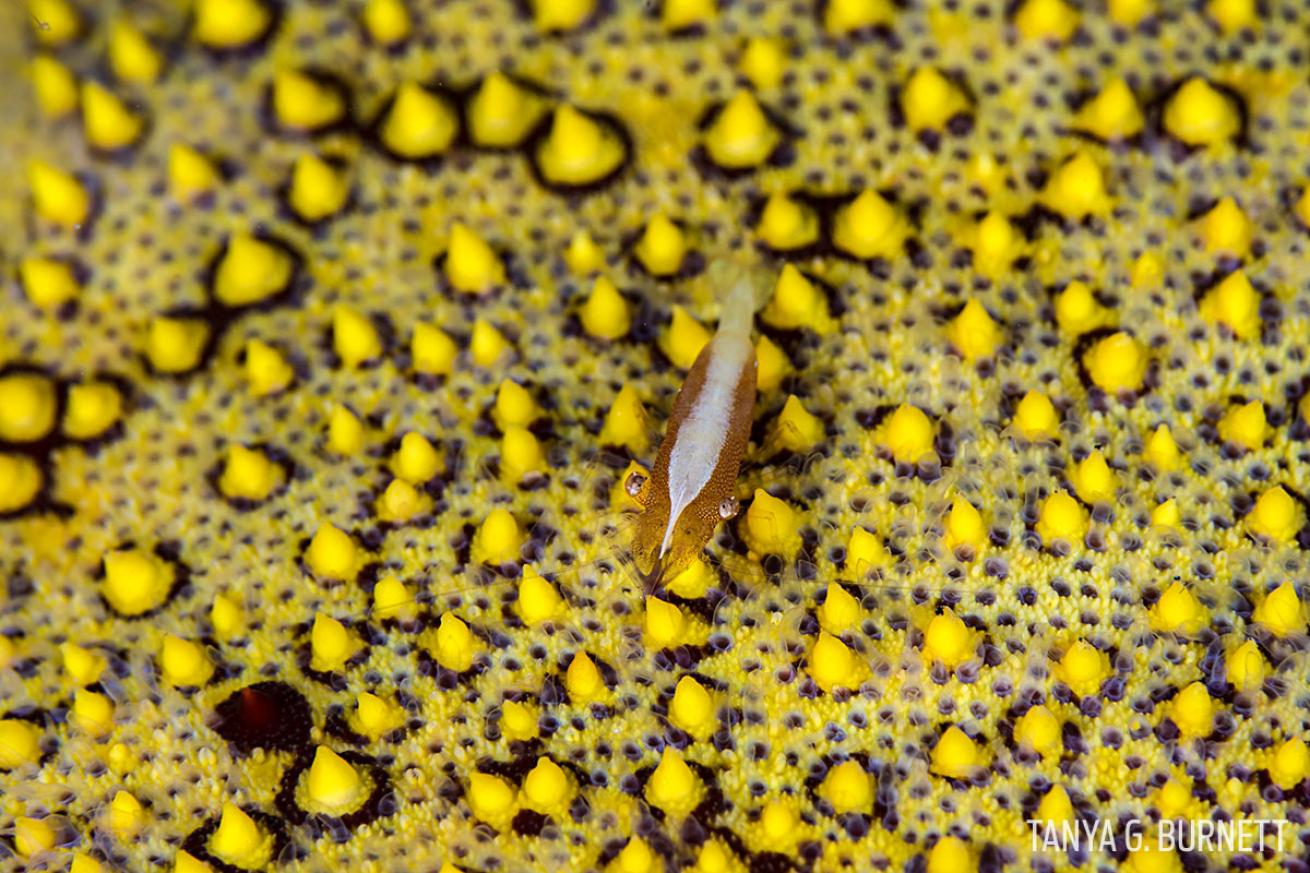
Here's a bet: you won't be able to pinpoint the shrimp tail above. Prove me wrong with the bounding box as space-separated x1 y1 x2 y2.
706 257 771 338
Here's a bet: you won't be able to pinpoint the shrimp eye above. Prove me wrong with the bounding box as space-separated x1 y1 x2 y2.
625 470 648 497
719 496 739 519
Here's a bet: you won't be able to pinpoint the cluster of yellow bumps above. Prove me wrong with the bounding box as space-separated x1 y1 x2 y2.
4 0 1310 870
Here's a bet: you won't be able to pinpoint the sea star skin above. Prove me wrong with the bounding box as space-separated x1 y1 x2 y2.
2 1 1310 871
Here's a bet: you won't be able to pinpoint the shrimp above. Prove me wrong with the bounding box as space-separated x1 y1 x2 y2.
626 265 768 589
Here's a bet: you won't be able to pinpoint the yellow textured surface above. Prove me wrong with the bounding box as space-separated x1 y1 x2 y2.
3 1 1310 872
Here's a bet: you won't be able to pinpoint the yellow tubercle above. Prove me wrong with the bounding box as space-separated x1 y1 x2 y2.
922 608 976 668
1163 78 1240 147
1053 640 1109 696
1197 197 1252 258
598 384 649 453
832 190 907 260
666 557 715 599
1150 498 1180 530
1037 785 1075 824
1269 737 1310 790
363 0 411 45
1040 152 1112 219
659 306 712 370
501 699 539 741
1082 331 1146 393
328 404 366 455
1131 251 1165 288
521 757 574 815
72 689 114 737
945 298 1001 361
411 323 458 375
194 0 271 49
970 211 1026 277
470 319 514 367
373 576 415 621
635 214 688 277
501 426 545 483
30 0 81 45
1014 0 1080 41
755 335 792 393
703 90 779 170
1253 582 1305 637
169 144 221 202
1199 270 1261 339
467 772 517 829
244 340 294 397
0 719 42 769
662 0 716 30
645 747 703 816
818 760 872 813
846 527 888 579
1245 486 1302 545
30 55 78 118
1070 450 1116 504
877 403 935 464
1225 640 1265 692
942 498 985 555
819 584 861 634
762 265 832 333
808 632 864 692
1144 424 1181 471
565 650 605 703
927 837 974 873
901 67 970 133
1109 0 1153 25
289 154 350 222
1218 400 1268 450
434 613 476 672
273 69 345 132
930 726 986 778
393 432 442 484
517 566 565 625
1149 582 1209 635
494 379 541 430
355 692 405 738
311 612 363 672
741 488 802 557
109 790 147 837
102 547 174 616
212 593 244 640
669 675 715 738
1054 280 1114 335
209 803 272 870
1012 390 1060 441
1169 682 1214 739
305 746 365 814
109 20 164 84
28 160 91 227
0 372 57 443
768 395 825 453
61 641 107 685
380 81 459 159
645 596 687 647
739 37 788 89
1208 0 1257 33
472 508 526 565
580 276 631 341
60 381 121 440
219 445 283 502
1014 705 1061 759
446 223 505 295
536 105 626 186
755 192 819 251
565 230 606 275
1072 78 1143 141
333 306 382 367
159 635 214 687
824 0 893 35
14 815 58 857
0 453 42 514
1035 490 1088 545
306 523 360 581
146 316 211 374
